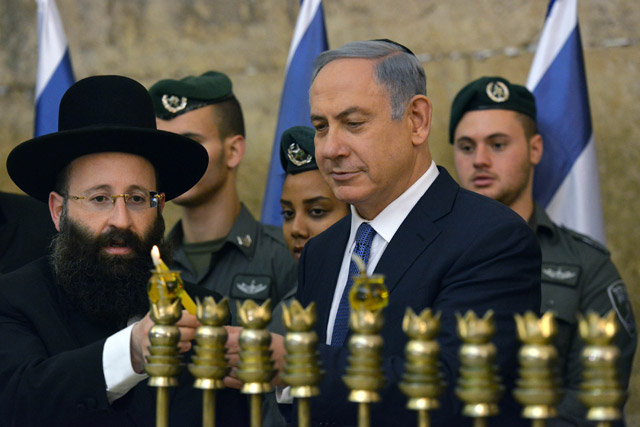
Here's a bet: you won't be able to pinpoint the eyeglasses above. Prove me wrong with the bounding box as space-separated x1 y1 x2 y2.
63 191 164 212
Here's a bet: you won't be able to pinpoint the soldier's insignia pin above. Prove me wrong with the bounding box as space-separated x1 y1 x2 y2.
287 143 312 166
486 81 510 103
236 234 252 247
161 94 188 113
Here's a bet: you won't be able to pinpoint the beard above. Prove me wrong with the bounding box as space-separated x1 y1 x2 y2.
50 211 169 329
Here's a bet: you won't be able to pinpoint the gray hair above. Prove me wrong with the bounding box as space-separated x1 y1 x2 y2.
311 40 426 120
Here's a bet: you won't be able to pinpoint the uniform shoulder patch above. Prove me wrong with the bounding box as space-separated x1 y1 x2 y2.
607 280 636 336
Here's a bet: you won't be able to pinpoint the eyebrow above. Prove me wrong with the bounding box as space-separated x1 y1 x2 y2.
310 106 371 123
180 132 206 141
302 196 331 204
456 132 511 144
280 196 331 206
80 184 151 194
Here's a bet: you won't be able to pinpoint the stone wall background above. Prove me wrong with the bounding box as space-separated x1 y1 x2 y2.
1 0 638 421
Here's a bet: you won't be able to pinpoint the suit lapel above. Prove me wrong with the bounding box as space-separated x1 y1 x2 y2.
374 167 459 294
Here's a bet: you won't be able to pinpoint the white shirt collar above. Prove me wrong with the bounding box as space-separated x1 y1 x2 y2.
348 160 439 246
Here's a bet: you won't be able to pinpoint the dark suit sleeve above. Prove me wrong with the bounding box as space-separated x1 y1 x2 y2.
298 213 541 426
0 302 112 426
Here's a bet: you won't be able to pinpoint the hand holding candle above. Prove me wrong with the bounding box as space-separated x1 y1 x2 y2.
150 245 197 315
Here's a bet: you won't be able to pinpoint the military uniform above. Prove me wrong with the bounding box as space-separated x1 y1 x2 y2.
166 204 297 332
532 204 637 426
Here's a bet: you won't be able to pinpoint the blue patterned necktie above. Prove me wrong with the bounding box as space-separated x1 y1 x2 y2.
331 222 376 346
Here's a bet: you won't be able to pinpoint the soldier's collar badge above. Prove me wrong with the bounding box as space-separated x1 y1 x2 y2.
486 81 509 103
236 234 252 247
287 143 312 167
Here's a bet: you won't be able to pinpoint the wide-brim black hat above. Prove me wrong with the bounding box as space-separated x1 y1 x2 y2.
7 75 208 202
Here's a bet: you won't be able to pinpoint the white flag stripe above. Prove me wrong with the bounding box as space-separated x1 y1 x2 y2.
545 134 606 243
35 0 68 99
285 0 322 70
526 0 577 90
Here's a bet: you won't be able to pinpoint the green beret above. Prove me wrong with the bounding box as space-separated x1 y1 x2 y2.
449 76 536 143
149 71 234 119
279 126 317 175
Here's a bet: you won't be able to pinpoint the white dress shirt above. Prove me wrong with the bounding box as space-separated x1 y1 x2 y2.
325 161 439 343
103 320 148 403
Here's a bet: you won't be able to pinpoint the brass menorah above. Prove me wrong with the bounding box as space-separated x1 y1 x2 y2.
142 286 627 427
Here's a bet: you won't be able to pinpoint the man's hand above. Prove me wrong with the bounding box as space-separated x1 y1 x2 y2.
223 326 287 389
130 310 201 374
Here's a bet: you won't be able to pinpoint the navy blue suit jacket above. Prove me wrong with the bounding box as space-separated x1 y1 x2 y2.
297 167 541 426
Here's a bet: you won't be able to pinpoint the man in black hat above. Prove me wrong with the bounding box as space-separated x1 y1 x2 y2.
149 71 297 333
0 75 247 426
450 76 637 426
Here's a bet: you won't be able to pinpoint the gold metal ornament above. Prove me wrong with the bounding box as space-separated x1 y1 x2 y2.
236 299 277 427
578 310 626 426
513 311 562 426
145 270 184 427
188 297 231 427
281 300 324 427
455 310 504 427
399 308 446 427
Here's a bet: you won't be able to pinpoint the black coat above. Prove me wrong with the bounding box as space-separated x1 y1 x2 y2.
0 192 57 275
0 256 249 426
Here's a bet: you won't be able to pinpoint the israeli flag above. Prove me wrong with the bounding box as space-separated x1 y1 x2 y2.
527 0 605 244
261 0 328 226
35 0 75 137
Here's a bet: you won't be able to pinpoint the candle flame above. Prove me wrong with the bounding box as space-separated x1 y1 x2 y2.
151 245 161 267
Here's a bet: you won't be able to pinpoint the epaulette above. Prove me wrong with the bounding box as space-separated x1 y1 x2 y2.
563 226 610 255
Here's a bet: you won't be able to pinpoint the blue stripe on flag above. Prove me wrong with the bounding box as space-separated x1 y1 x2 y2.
532 27 592 206
261 1 328 226
34 49 75 136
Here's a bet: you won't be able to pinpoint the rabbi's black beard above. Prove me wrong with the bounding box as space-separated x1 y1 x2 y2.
50 211 169 329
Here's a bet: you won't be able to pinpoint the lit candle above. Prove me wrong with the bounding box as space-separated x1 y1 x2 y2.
150 245 197 315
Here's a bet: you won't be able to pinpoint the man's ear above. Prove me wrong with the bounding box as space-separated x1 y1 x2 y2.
529 133 544 166
408 95 432 147
225 134 246 169
49 192 64 232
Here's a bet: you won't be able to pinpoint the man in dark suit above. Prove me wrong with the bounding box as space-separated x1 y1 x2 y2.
0 191 57 274
0 75 247 426
225 40 541 426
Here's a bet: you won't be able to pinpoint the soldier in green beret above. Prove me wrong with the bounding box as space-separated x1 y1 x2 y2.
450 76 637 426
278 125 349 261
149 71 297 332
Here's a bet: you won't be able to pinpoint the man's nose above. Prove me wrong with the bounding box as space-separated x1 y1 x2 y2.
107 197 133 229
473 145 491 168
317 128 349 161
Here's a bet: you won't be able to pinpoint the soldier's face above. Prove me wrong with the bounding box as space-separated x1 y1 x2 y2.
453 109 541 208
280 169 349 261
